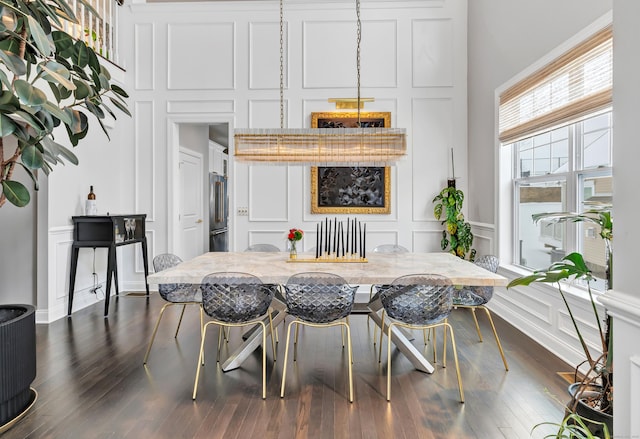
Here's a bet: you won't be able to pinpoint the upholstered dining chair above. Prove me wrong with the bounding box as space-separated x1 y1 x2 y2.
144 253 204 365
193 272 277 400
280 272 358 402
378 274 464 402
245 243 281 252
452 255 509 371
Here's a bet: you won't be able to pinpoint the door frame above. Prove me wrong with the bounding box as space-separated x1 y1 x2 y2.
167 114 234 255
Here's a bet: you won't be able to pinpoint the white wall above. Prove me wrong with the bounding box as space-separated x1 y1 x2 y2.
119 0 468 257
599 1 640 436
467 0 613 224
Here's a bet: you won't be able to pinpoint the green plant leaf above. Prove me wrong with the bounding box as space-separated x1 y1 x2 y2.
72 40 90 68
0 49 27 76
52 31 75 57
27 15 52 56
0 113 16 136
1 180 30 207
111 84 129 98
42 100 72 125
14 79 47 105
21 143 45 169
0 68 11 89
39 61 75 90
72 78 91 99
109 96 131 116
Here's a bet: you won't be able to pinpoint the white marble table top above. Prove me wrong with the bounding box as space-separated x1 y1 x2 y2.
147 252 507 287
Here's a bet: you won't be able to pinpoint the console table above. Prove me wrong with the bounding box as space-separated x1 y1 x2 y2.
68 215 150 316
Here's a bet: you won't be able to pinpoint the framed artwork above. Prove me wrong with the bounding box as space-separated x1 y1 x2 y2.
310 112 391 214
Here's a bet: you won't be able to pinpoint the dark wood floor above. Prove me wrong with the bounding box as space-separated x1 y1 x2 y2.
5 293 572 439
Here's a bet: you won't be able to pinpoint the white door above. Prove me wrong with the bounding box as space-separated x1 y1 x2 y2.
179 148 204 260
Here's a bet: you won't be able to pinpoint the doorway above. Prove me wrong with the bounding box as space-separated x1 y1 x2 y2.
168 115 232 258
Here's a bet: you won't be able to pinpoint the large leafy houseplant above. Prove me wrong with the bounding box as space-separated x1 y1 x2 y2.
433 180 474 260
0 0 129 208
508 208 613 434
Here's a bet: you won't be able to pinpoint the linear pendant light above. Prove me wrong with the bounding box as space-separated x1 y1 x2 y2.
233 0 406 165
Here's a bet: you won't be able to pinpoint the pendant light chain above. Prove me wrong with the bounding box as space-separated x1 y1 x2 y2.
279 0 285 130
356 0 362 126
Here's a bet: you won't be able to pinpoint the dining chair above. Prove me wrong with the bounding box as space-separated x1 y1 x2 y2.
378 274 464 402
280 272 358 402
245 243 281 252
193 272 278 400
452 255 509 371
144 253 204 365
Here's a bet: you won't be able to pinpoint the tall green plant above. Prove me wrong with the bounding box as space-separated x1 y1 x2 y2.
0 0 130 208
433 184 474 259
508 208 613 418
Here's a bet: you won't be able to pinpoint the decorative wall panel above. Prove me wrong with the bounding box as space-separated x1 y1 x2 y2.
412 230 443 253
411 97 453 221
168 23 235 90
167 100 235 114
249 166 289 221
249 99 287 128
134 23 155 90
249 22 288 90
412 19 454 87
134 101 155 221
303 20 397 88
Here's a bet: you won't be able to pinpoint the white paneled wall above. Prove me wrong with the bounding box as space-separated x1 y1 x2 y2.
118 0 469 261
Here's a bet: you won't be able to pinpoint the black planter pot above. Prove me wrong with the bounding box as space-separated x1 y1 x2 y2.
567 382 613 437
0 304 37 429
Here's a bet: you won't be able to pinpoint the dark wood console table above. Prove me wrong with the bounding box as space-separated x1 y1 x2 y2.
68 215 150 316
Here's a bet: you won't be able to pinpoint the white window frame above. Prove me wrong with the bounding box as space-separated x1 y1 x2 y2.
496 12 613 292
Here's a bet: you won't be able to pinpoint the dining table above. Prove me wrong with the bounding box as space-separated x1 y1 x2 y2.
146 251 507 373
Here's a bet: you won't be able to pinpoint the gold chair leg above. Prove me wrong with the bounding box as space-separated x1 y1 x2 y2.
442 318 448 368
174 304 187 338
343 322 354 403
143 302 172 364
369 285 377 343
471 308 483 342
386 322 395 401
378 311 386 363
260 321 267 399
193 321 213 400
280 320 296 398
217 325 223 363
199 305 205 365
444 322 464 403
268 309 277 362
432 327 438 364
482 306 509 371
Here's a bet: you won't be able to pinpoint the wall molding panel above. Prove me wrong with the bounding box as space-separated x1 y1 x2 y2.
134 101 156 222
167 100 235 114
411 18 454 87
134 23 155 90
167 22 235 90
302 19 398 89
249 21 288 90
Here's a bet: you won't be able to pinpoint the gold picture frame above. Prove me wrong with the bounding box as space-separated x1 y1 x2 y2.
310 112 391 214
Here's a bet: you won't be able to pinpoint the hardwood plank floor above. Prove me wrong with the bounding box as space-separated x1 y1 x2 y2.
4 293 571 439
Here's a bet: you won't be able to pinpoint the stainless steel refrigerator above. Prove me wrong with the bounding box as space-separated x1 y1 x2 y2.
209 172 228 251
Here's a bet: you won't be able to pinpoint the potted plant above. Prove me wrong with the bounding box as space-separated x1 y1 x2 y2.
432 178 475 260
0 0 128 431
0 0 129 208
507 208 613 436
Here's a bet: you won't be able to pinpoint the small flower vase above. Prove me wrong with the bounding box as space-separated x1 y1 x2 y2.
289 240 298 259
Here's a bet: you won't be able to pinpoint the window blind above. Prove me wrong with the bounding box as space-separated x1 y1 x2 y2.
499 26 612 144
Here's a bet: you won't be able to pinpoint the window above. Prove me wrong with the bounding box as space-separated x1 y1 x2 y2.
499 24 613 291
511 113 612 289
